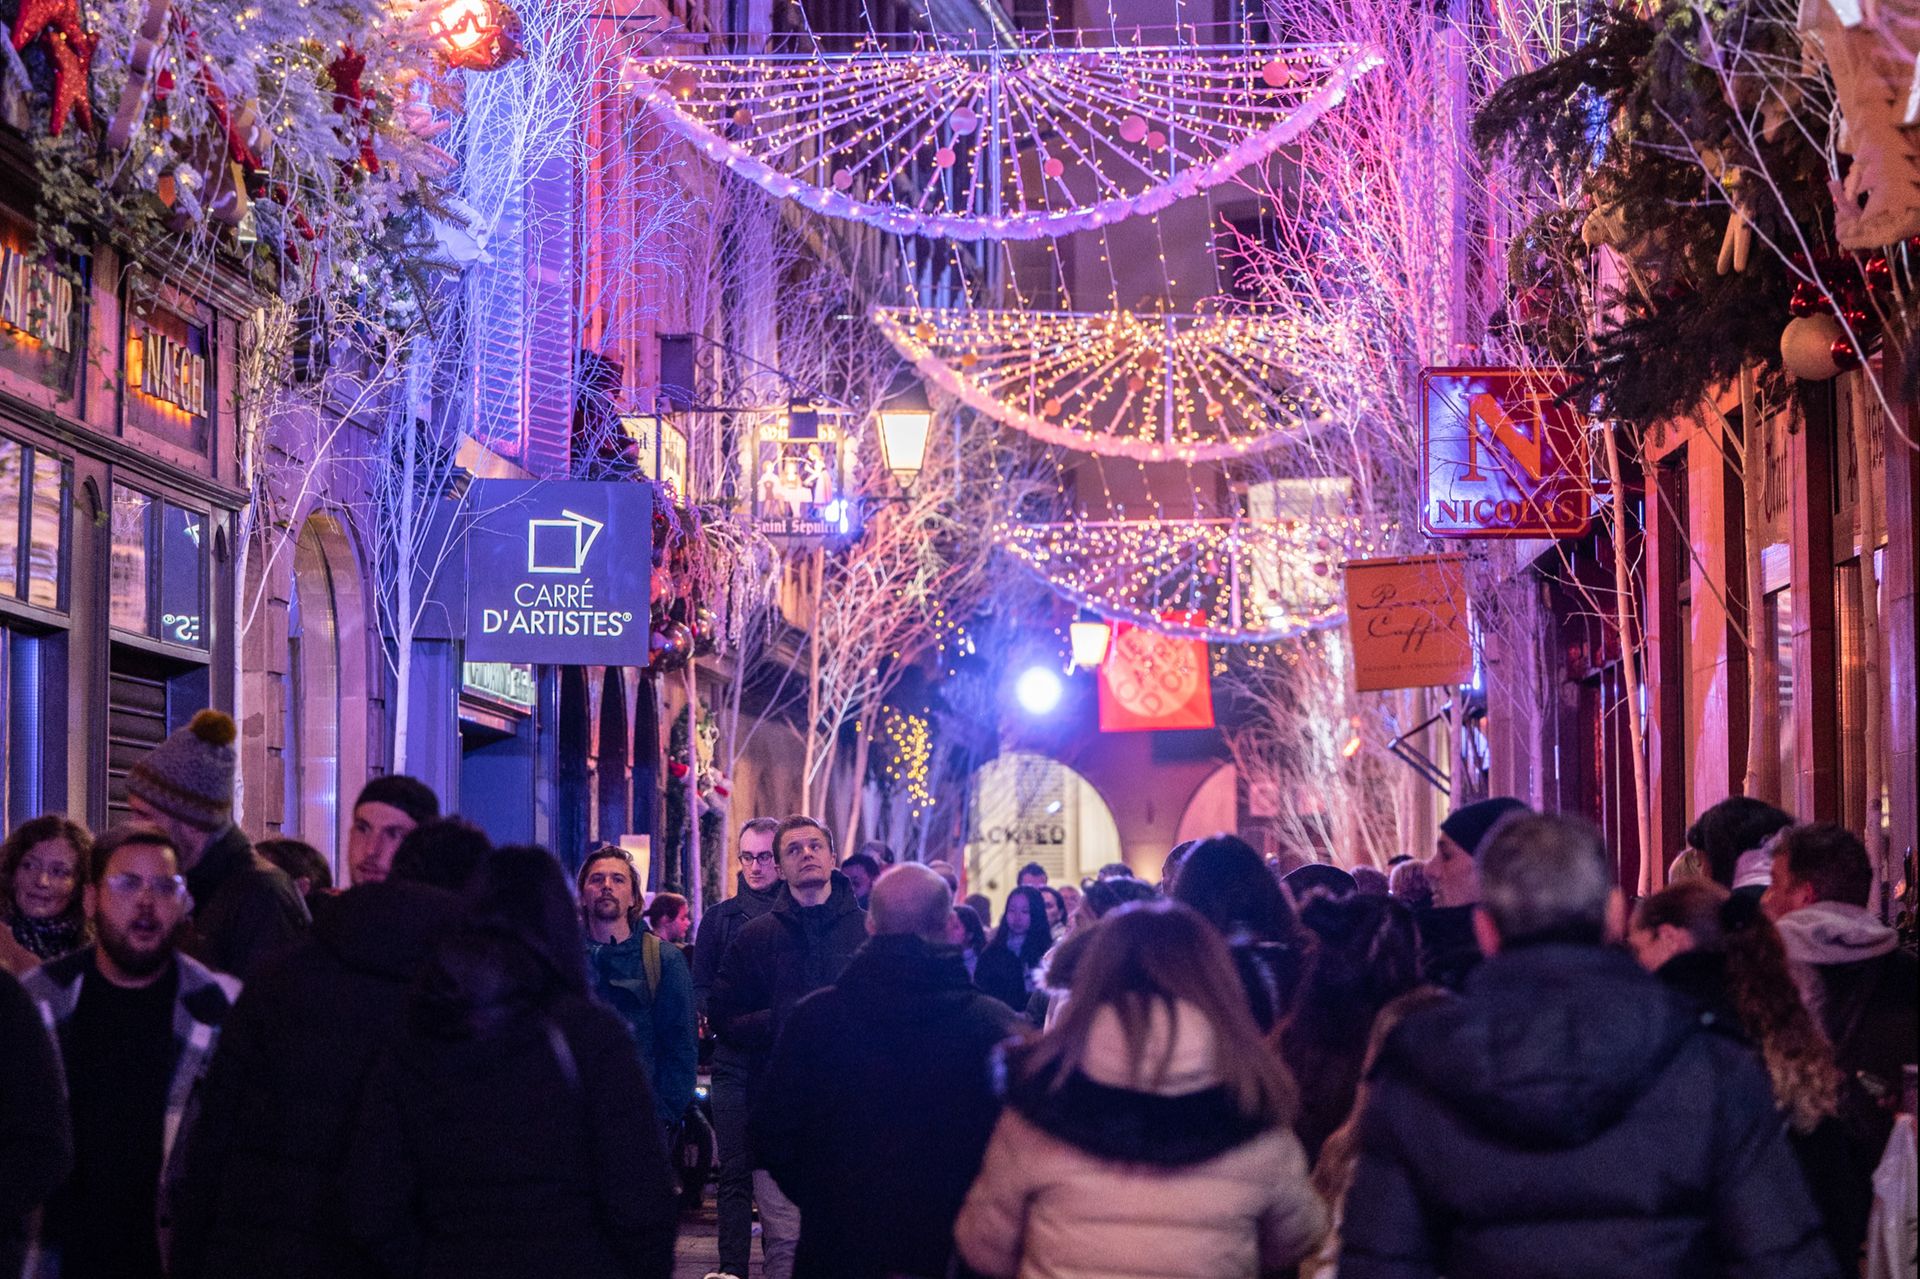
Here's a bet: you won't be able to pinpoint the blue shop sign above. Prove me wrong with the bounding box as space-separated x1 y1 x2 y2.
464 480 652 665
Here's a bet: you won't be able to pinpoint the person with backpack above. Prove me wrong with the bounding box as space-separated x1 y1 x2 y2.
579 847 698 1136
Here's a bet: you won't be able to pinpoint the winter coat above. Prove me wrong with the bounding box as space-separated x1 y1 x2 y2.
752 934 1022 1279
1656 949 1874 1272
691 874 779 1019
168 881 464 1279
0 969 70 1279
22 947 240 1274
585 927 699 1128
1340 943 1839 1279
953 1000 1326 1279
345 990 679 1279
708 873 867 1098
973 942 1034 1013
181 825 311 982
1410 903 1480 991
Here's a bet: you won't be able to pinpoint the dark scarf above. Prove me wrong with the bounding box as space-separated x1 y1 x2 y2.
10 910 86 961
1004 1066 1270 1167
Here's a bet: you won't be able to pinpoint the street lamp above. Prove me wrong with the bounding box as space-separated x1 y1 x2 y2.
1068 617 1113 670
876 375 933 491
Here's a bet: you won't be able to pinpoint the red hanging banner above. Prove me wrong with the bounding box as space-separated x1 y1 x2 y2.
1097 618 1215 732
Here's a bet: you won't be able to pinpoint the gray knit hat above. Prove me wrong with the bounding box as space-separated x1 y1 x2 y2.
127 709 237 830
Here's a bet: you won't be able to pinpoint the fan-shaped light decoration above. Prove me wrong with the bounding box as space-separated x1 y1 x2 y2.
874 307 1350 460
996 516 1387 643
629 41 1381 241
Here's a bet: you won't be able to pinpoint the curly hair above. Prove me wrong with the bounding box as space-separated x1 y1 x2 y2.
0 815 93 935
1634 880 1839 1133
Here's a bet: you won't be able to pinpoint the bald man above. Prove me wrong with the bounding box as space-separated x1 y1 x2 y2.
750 866 1021 1279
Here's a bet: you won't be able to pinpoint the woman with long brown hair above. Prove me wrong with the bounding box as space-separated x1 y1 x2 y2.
0 815 92 974
953 900 1326 1278
1629 879 1871 1271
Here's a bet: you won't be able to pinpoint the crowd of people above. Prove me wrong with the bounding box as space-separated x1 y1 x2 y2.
0 707 1914 1279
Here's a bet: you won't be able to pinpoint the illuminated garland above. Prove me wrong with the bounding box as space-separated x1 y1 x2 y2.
874 306 1357 460
995 516 1390 643
628 41 1381 241
879 708 935 818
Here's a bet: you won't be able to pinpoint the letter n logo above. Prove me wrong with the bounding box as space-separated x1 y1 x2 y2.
1461 391 1546 483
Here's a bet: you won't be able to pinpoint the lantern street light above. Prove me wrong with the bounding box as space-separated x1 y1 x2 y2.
427 0 524 71
1068 616 1113 670
875 375 933 492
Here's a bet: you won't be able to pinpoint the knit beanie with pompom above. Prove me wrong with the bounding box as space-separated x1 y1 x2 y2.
127 708 238 831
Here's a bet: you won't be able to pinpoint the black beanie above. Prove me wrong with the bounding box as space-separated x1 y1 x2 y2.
1439 796 1530 858
354 775 441 826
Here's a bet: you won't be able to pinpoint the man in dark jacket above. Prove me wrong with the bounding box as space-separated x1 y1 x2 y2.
695 816 784 1279
167 817 486 1279
577 848 697 1132
710 815 867 1279
1 967 71 1279
1412 794 1528 989
1763 822 1918 1153
125 710 309 980
753 864 1019 1279
1342 812 1837 1279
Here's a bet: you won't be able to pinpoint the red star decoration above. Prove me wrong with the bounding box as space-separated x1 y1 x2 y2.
9 0 97 136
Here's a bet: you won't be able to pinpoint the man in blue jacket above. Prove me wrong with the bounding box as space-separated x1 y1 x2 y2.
578 848 697 1135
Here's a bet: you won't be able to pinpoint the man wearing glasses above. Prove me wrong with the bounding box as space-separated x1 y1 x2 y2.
693 816 787 1279
21 824 241 1279
709 815 868 1279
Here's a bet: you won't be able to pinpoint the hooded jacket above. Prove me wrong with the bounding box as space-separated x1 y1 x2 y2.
953 1000 1326 1279
22 947 240 1276
180 825 310 982
1775 902 1917 1093
708 872 867 1090
1340 943 1839 1279
169 880 463 1279
751 933 1020 1279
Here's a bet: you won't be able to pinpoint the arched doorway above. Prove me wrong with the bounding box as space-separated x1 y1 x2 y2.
598 668 630 843
964 752 1121 900
285 515 368 881
1173 763 1239 846
555 668 592 870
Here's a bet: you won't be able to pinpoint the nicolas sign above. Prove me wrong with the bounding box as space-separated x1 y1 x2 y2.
464 481 652 665
1420 367 1591 538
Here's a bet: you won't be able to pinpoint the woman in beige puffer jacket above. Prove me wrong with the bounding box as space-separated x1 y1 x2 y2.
953 900 1326 1279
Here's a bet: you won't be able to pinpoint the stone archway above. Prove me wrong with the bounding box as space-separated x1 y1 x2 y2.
963 752 1122 902
1173 762 1239 847
286 513 369 880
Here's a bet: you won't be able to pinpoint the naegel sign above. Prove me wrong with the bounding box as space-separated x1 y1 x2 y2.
464 480 652 664
1420 367 1591 538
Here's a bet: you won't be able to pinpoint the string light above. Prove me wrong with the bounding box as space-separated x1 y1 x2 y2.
873 305 1360 461
628 40 1382 241
995 515 1393 643
880 708 935 818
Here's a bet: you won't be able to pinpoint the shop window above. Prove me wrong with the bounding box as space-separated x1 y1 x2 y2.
106 646 208 825
0 437 68 610
108 484 208 648
0 627 68 832
0 438 20 595
1767 588 1795 802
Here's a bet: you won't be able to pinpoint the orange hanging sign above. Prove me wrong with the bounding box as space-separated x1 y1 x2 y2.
1344 554 1473 692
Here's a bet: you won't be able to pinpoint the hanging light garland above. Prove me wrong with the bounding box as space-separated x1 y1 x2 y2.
995 516 1392 643
873 305 1360 460
627 40 1381 241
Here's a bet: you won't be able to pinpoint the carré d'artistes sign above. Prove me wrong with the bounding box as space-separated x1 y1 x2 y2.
1420 367 1591 539
465 480 652 665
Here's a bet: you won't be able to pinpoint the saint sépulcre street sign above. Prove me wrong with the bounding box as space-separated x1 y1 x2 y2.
464 480 653 665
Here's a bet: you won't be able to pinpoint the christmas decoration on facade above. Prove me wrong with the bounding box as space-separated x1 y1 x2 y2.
425 0 522 73
995 516 1381 643
8 0 97 135
629 40 1381 241
872 306 1346 460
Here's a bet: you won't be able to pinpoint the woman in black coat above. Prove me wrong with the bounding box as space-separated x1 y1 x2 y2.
974 885 1053 1013
1172 835 1312 1032
345 847 679 1278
